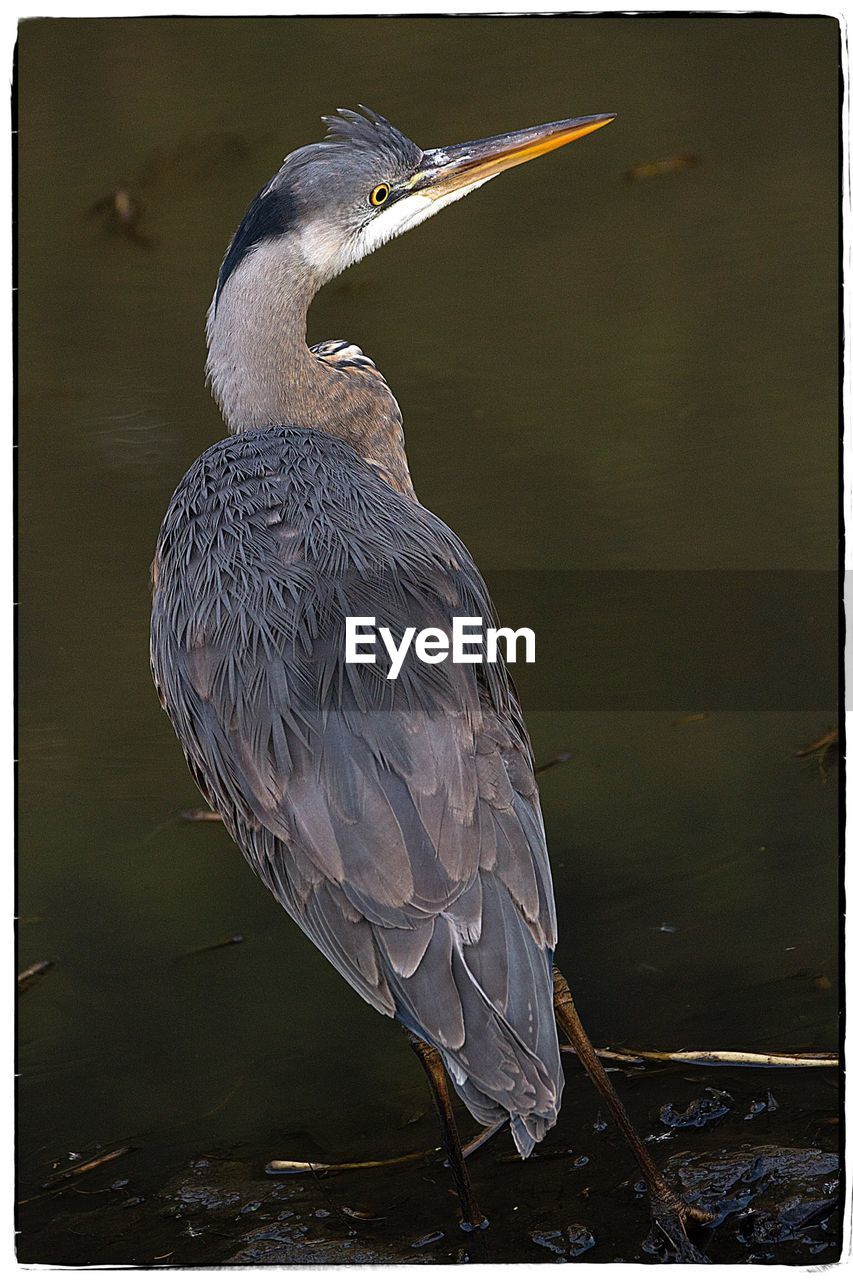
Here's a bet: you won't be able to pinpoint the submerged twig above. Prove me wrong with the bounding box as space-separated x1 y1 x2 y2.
534 751 572 776
795 727 839 780
182 934 244 957
795 727 838 757
17 959 54 987
561 1045 838 1069
624 154 700 181
181 807 224 822
267 1119 504 1177
42 1145 135 1188
87 186 153 246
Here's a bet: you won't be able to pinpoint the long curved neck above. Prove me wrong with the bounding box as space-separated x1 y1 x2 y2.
205 236 414 496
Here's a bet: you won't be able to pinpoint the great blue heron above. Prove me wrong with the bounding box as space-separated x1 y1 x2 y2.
151 107 704 1242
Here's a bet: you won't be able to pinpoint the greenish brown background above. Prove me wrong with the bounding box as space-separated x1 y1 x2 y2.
17 15 838 1259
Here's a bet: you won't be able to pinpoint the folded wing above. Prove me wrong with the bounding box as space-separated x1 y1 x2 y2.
151 426 563 1150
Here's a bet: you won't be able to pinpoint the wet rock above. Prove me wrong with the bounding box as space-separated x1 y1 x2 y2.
671 1145 837 1199
659 1096 731 1130
225 1232 392 1266
531 1228 566 1257
531 1224 594 1259
172 1183 241 1213
411 1230 444 1248
565 1223 595 1257
737 1192 836 1246
664 1143 839 1254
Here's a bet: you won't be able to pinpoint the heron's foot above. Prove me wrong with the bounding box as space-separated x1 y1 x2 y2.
649 1192 714 1262
459 1209 489 1232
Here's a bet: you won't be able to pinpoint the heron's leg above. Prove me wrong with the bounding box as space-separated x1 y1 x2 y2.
551 966 710 1235
406 1030 488 1232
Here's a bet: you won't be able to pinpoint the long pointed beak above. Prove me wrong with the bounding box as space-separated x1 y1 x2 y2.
416 114 615 199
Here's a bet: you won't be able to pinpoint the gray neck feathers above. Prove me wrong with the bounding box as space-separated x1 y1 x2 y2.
205 236 414 497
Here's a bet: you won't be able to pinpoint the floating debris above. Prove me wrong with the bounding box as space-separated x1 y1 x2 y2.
267 1148 435 1176
531 1228 566 1256
87 133 257 250
566 1223 596 1257
181 808 224 823
268 1117 506 1175
561 1043 838 1069
87 186 152 247
531 1224 596 1257
660 1096 731 1130
17 959 54 987
42 1145 135 1188
534 751 572 776
744 1089 781 1122
411 1230 444 1248
496 1144 581 1165
795 727 838 758
624 154 700 181
340 1205 384 1222
672 711 708 726
183 934 244 957
795 727 838 781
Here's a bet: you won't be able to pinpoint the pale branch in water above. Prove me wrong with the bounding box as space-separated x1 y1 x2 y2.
561 1046 838 1068
266 1045 836 1178
41 1145 136 1188
17 959 54 986
267 1120 504 1176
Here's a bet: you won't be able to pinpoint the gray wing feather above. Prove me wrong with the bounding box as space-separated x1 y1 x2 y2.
151 426 562 1147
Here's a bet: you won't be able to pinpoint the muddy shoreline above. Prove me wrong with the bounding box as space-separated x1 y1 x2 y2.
18 1063 839 1265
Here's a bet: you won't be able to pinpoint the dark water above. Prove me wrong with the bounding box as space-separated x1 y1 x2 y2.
17 16 839 1264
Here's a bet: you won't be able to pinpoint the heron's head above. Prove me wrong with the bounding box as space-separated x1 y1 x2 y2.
213 106 615 304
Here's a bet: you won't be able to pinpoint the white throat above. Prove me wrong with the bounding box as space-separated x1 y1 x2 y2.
298 179 494 282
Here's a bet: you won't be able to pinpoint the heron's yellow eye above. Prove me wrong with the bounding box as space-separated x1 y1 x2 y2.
369 183 390 207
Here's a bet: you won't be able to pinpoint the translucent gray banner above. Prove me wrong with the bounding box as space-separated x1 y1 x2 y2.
476 570 838 711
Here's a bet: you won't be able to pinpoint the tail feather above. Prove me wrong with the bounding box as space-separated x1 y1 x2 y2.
385 872 563 1154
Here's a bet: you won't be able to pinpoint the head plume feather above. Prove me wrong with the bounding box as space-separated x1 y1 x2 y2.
320 106 422 168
